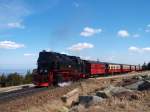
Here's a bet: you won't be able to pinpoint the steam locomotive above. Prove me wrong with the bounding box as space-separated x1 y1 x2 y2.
33 50 142 87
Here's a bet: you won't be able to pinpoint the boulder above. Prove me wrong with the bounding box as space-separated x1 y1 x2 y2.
57 106 69 112
141 75 150 81
79 95 103 107
96 86 132 98
110 86 132 95
138 80 150 91
69 104 85 112
125 80 150 91
96 90 111 98
132 73 150 81
125 81 144 90
132 76 143 80
61 88 79 106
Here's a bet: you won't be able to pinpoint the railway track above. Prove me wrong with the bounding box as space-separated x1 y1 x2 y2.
0 82 78 104
0 82 80 112
0 86 50 103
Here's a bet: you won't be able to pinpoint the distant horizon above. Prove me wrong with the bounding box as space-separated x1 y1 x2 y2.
0 68 34 75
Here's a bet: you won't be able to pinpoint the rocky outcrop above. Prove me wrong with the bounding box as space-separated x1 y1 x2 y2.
69 105 85 112
138 80 150 91
125 80 150 91
79 95 103 107
68 73 150 112
125 81 144 90
96 86 132 98
61 88 80 106
57 106 69 112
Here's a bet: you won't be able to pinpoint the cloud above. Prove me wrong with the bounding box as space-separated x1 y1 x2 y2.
7 21 25 29
129 46 150 53
147 24 150 27
80 27 102 37
117 30 130 38
0 0 30 29
0 41 25 49
24 53 36 56
145 24 150 32
68 42 94 51
129 46 140 52
132 34 140 38
145 29 150 32
143 47 150 51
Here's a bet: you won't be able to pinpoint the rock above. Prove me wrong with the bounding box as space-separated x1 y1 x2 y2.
96 86 132 98
132 76 143 80
138 80 150 91
61 88 79 106
110 86 132 95
57 106 69 112
96 90 111 98
141 75 150 80
132 73 150 81
125 81 144 90
79 95 103 107
69 104 85 112
125 80 150 91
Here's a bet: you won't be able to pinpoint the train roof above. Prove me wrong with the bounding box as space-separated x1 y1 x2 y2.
86 60 139 66
39 50 141 66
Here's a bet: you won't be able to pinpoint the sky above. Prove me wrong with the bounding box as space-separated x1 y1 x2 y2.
0 0 150 70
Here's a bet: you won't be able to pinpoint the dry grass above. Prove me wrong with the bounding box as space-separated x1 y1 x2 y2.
75 91 150 112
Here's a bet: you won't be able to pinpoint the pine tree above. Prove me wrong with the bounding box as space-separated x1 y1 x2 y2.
24 70 33 84
142 62 147 70
7 73 24 86
0 74 7 87
147 62 150 70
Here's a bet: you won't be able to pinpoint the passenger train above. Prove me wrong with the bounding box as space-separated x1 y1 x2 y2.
33 50 142 87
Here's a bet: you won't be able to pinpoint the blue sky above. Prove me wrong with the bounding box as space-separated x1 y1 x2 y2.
0 0 150 70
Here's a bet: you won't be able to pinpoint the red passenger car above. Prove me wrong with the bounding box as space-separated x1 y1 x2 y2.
86 61 106 76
